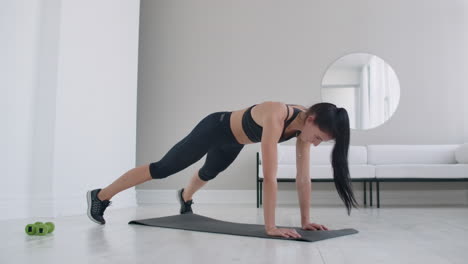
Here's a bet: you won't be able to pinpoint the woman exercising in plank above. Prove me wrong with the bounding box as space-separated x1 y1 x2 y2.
87 101 358 239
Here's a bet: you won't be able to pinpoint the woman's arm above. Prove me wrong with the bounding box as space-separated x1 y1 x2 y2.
260 105 283 231
295 136 311 225
259 102 303 238
295 137 329 231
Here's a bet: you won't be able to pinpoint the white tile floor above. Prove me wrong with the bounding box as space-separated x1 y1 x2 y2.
2 204 468 264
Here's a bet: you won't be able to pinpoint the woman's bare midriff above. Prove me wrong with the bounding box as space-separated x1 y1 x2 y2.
229 102 307 145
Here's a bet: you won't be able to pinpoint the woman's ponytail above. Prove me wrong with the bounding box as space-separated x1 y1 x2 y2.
331 108 358 215
307 104 358 215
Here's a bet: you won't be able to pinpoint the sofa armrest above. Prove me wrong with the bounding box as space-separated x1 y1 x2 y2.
455 143 468 163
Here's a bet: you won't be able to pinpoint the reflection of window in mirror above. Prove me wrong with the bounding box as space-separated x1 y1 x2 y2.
321 53 400 130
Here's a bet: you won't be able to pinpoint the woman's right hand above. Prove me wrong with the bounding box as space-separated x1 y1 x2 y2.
265 227 302 239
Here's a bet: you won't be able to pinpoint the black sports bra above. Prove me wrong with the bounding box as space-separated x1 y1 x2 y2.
241 104 302 143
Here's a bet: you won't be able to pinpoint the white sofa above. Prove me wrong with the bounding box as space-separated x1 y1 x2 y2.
256 144 468 208
369 144 468 207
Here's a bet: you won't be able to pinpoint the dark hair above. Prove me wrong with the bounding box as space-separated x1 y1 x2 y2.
305 102 358 215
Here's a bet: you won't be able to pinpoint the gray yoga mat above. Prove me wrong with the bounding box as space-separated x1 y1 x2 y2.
129 214 358 242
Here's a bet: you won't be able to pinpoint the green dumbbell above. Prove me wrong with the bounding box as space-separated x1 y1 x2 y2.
35 223 49 236
45 222 55 233
25 224 37 235
25 221 55 236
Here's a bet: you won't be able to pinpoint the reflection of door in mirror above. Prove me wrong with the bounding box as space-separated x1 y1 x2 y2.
321 85 358 128
321 53 400 130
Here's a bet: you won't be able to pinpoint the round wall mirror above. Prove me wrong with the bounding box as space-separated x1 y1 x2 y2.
321 53 400 130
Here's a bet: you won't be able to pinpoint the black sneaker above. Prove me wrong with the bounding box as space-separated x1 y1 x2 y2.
177 188 194 214
87 189 111 224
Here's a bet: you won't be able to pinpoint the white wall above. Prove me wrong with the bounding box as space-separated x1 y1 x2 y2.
2 0 42 220
464 1 468 143
135 0 468 205
2 0 140 220
466 85 468 142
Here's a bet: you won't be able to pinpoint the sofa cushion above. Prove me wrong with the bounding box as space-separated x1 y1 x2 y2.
273 144 368 165
375 164 468 179
368 145 458 165
259 164 375 179
455 143 468 163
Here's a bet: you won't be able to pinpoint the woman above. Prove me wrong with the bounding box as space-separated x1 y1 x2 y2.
87 101 358 239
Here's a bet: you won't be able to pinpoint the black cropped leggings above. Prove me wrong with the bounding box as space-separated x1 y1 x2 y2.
149 111 244 181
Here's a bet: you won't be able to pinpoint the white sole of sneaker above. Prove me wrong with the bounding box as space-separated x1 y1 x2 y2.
86 190 104 225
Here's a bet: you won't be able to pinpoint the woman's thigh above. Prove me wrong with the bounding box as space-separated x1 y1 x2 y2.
149 112 225 179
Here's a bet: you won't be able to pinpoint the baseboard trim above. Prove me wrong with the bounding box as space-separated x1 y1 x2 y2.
3 188 465 220
376 190 468 205
0 189 137 220
136 189 468 206
136 189 361 206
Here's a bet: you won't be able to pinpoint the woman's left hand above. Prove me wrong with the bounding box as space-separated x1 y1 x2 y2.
301 222 329 231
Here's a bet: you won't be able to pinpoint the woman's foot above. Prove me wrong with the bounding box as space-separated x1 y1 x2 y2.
87 189 112 224
177 188 194 214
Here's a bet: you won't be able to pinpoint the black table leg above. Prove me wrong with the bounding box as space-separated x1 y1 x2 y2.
364 181 367 206
377 181 380 208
